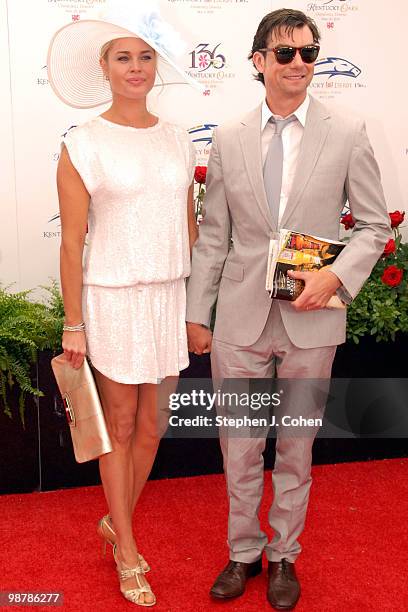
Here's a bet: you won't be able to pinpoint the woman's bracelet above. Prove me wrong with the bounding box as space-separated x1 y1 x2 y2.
63 322 85 332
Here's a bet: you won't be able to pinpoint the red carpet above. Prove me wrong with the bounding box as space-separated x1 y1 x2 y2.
0 458 407 611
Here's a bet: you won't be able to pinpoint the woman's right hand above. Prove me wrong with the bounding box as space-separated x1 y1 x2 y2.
62 331 87 369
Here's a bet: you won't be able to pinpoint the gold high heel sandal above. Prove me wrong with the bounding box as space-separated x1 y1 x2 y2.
113 544 156 607
97 515 150 573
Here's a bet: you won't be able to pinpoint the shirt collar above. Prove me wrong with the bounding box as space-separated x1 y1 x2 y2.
261 95 310 131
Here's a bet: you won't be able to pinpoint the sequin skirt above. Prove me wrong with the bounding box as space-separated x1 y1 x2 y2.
82 278 189 384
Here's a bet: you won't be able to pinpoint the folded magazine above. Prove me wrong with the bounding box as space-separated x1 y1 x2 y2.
266 229 346 309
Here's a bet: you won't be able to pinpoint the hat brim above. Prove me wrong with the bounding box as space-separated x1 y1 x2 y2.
47 20 203 109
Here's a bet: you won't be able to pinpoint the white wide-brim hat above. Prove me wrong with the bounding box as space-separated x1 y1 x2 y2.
47 5 203 108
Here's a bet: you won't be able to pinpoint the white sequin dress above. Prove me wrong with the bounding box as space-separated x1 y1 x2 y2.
63 116 195 384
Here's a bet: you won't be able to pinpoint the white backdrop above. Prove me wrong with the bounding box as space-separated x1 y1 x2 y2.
1 0 407 292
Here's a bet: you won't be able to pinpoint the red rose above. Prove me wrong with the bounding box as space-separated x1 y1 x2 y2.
194 166 207 184
382 239 396 257
341 213 355 230
389 210 405 228
381 265 404 287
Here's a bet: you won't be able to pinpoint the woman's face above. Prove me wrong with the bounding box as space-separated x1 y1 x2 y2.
100 37 157 100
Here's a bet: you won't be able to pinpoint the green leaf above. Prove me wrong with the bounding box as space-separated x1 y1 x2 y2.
0 281 64 423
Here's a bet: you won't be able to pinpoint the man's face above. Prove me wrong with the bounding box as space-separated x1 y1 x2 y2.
253 25 316 101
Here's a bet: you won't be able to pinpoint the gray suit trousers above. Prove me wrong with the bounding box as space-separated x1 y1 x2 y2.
211 302 336 563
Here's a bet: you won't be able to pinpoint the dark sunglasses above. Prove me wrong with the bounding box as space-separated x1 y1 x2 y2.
259 44 320 65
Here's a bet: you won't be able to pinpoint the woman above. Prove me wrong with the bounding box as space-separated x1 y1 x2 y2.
48 7 200 607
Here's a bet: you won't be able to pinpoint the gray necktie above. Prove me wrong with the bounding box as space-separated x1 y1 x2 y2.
263 116 296 229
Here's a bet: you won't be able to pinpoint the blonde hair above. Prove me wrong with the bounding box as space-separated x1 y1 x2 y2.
99 39 158 61
100 40 115 61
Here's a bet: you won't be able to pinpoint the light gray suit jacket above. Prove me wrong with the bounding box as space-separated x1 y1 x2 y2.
186 96 391 349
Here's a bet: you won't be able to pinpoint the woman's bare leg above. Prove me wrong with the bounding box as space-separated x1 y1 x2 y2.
94 369 154 605
130 376 178 514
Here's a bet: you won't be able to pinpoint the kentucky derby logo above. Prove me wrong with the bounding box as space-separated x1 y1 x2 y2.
36 65 49 86
47 0 106 4
62 125 77 138
188 124 217 164
188 124 217 147
44 211 61 238
310 56 365 98
47 0 107 17
314 57 361 79
189 44 226 72
307 0 357 16
187 43 235 93
48 213 60 224
169 0 252 16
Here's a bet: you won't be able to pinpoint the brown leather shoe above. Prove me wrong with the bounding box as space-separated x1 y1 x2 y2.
210 559 263 599
267 559 300 610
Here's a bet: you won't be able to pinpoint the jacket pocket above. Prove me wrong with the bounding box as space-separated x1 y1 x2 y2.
221 260 244 282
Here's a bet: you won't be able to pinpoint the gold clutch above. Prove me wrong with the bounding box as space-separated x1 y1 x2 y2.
51 353 112 463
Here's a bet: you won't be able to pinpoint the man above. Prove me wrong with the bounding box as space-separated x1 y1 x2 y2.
186 8 390 610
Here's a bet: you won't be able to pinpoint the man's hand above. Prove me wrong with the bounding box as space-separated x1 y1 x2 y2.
187 322 213 355
289 268 342 311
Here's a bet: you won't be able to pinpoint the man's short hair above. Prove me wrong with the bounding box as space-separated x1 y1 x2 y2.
248 8 321 85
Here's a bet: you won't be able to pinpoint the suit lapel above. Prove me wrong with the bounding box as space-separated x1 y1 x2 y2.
280 97 331 228
239 105 273 230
